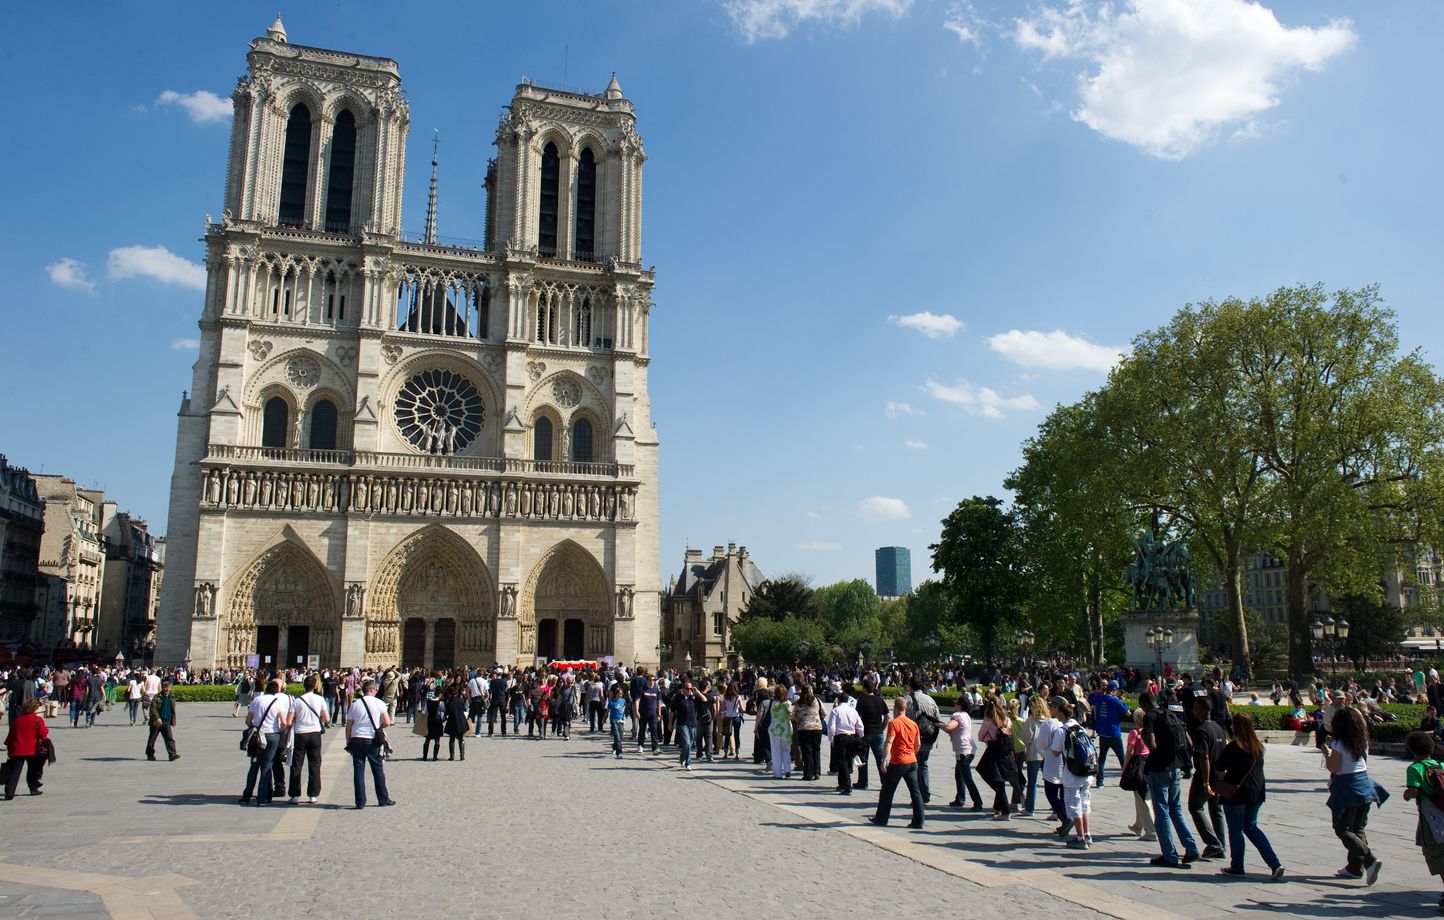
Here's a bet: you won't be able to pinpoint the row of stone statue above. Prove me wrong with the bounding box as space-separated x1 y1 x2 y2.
201 466 637 521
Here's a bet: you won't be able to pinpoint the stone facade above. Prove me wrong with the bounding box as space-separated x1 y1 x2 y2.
34 476 106 651
97 504 163 659
156 18 660 671
663 544 761 671
0 455 44 643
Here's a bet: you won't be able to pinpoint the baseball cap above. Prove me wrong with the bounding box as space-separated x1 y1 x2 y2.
1107 680 1119 690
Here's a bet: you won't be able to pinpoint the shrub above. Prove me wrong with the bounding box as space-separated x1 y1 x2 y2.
168 684 303 703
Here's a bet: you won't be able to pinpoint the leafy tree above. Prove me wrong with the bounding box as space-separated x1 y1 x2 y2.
740 574 820 623
817 579 882 636
1331 594 1408 661
1242 608 1289 673
730 615 827 667
930 497 1027 666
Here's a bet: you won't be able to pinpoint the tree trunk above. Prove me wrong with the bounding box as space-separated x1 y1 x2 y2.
1285 544 1313 681
1224 548 1251 679
1087 563 1105 666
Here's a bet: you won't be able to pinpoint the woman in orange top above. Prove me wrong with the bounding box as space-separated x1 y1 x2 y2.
3 699 50 799
869 696 924 829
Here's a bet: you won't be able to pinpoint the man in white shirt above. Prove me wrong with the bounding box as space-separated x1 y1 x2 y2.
241 679 293 806
345 678 395 809
142 670 162 705
288 674 330 804
466 671 488 738
826 688 866 794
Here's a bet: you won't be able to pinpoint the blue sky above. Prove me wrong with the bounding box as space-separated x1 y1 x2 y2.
2 0 1441 590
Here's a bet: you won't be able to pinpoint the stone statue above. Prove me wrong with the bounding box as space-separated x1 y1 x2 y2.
193 582 217 619
1126 525 1195 610
500 584 518 619
345 583 366 619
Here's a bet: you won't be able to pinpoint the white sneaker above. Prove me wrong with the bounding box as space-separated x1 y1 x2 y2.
307 796 318 804
288 796 300 804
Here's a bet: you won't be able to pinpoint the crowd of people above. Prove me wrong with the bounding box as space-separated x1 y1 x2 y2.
0 658 1438 909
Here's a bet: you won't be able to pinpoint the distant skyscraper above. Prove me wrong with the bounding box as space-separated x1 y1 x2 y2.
875 546 911 598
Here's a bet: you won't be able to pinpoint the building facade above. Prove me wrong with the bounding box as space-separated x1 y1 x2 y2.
0 455 44 643
875 546 911 599
34 477 106 651
156 18 660 672
663 544 761 671
98 504 164 660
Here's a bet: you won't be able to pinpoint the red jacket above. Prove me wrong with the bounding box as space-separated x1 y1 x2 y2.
5 712 49 757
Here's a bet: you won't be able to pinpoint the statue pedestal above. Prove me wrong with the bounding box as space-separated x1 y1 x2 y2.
1121 609 1202 675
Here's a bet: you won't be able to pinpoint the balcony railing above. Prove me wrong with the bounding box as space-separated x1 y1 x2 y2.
203 444 632 478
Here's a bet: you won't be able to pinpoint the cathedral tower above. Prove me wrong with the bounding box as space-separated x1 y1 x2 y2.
156 18 659 672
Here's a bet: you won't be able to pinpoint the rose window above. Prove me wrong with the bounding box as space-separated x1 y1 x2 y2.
394 369 483 454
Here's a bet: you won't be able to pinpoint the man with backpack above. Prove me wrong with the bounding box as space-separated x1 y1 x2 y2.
905 676 942 805
1139 691 1202 868
1055 697 1097 849
1188 692 1228 860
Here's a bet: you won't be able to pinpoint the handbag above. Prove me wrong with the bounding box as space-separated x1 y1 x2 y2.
1119 753 1146 792
1214 747 1257 800
245 698 280 757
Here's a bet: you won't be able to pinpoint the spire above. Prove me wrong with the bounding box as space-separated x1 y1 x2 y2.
423 130 439 245
266 13 287 43
605 72 623 100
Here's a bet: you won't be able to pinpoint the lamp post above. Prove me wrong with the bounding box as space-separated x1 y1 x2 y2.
926 633 940 665
1145 625 1174 677
1310 615 1351 683
684 650 693 675
1015 630 1035 673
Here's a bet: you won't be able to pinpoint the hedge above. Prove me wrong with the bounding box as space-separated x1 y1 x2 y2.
166 684 304 702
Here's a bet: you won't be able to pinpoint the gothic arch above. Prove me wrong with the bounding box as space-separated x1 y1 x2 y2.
243 347 354 412
520 540 612 660
224 536 340 670
368 525 496 669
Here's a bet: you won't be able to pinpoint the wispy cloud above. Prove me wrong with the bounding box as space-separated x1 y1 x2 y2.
885 400 922 417
108 245 206 290
987 328 1124 372
725 0 914 42
857 496 912 520
47 257 96 293
923 379 1039 418
798 541 843 551
904 440 929 450
943 1 986 47
154 89 232 124
170 339 199 350
889 311 964 339
1013 0 1356 159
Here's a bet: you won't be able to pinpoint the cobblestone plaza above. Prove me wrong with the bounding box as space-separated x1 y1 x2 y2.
0 704 1429 919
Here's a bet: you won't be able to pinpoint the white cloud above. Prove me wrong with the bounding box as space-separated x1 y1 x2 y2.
943 1 985 46
107 245 206 290
170 338 199 350
987 328 1125 372
804 511 823 520
47 257 96 293
904 440 929 450
155 89 232 124
798 541 843 551
725 0 913 41
923 379 1040 418
857 496 912 520
888 311 964 339
1013 0 1356 159
885 400 922 417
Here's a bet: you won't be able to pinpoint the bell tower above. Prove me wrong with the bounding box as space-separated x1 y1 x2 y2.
222 14 409 235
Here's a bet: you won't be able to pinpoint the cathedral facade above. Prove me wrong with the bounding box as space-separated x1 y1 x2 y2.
155 17 660 672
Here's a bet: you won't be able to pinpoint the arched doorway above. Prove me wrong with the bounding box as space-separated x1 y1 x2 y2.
225 540 339 670
521 540 611 665
369 525 495 670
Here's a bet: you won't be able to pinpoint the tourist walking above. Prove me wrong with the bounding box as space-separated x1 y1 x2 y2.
444 683 469 760
1021 694 1048 814
287 674 329 803
419 689 445 760
765 685 794 778
670 676 702 769
126 673 144 725
722 683 744 759
1403 731 1444 912
1188 692 1228 859
1324 707 1384 885
636 674 662 753
607 684 628 758
905 677 942 803
488 669 509 736
792 684 825 781
1123 708 1156 840
144 681 180 762
977 696 1016 820
827 686 864 794
869 695 923 829
241 679 293 806
1088 680 1131 786
940 695 983 810
1056 699 1094 849
855 679 889 790
1139 691 1201 868
1216 712 1283 880
2 699 49 799
233 672 253 717
345 679 394 809
467 670 488 738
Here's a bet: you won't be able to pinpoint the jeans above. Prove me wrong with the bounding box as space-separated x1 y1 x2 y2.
1096 734 1124 785
349 741 391 807
70 699 82 726
875 762 924 826
697 720 715 760
1147 768 1200 862
589 700 605 732
638 714 660 752
488 701 507 735
1188 778 1225 851
916 741 934 801
1025 760 1042 812
954 752 983 807
1044 780 1066 823
511 705 524 733
1223 801 1280 872
727 716 742 756
677 723 696 767
1331 803 1377 873
243 732 282 803
610 720 625 756
288 731 323 798
857 732 886 788
127 699 141 723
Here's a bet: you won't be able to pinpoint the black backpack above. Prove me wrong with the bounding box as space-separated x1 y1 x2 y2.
912 692 940 744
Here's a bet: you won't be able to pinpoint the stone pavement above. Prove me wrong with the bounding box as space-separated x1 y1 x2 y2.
0 704 1430 918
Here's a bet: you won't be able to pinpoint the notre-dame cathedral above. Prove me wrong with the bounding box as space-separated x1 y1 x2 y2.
156 16 660 672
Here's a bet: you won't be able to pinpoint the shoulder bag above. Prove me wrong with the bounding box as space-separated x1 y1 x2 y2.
242 697 280 756
1214 746 1258 800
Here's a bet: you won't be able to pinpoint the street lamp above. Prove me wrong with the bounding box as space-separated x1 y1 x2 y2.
1145 625 1174 678
1016 630 1035 673
685 650 693 674
926 633 940 665
859 637 872 672
1311 615 1351 683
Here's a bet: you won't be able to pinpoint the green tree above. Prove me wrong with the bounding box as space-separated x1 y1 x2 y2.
817 578 883 653
930 497 1027 666
730 616 827 667
740 574 820 623
1331 594 1408 661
